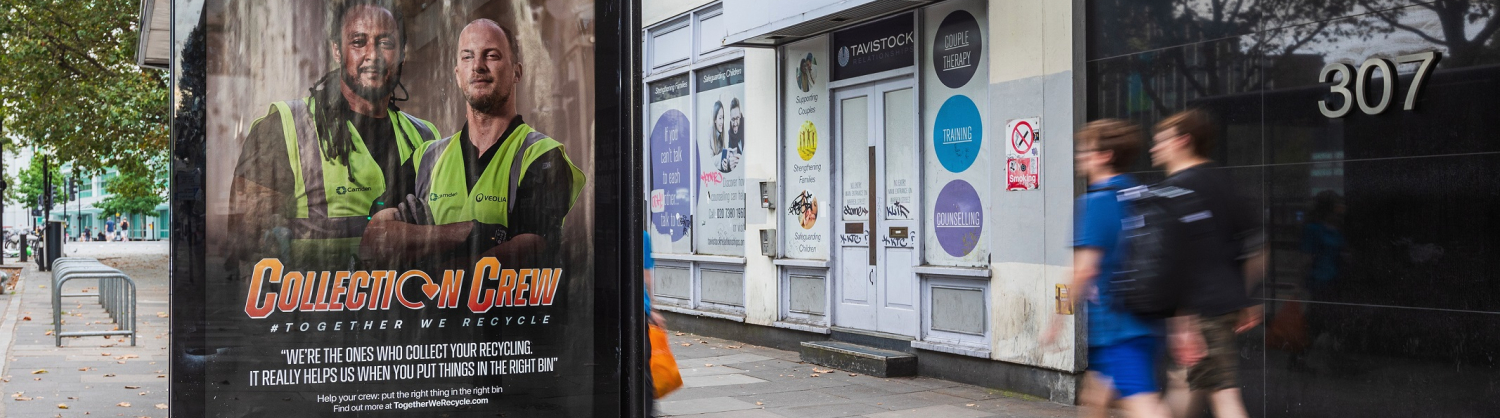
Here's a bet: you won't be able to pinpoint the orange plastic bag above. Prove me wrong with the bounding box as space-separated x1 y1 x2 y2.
1265 300 1309 351
649 325 683 398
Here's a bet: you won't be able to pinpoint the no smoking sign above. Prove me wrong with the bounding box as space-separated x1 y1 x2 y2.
1005 118 1041 191
1010 120 1036 155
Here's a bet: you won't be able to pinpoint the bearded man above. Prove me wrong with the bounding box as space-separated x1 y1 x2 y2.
229 0 440 271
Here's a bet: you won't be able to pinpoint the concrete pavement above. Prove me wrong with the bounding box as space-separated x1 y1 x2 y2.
656 332 1076 418
0 241 170 417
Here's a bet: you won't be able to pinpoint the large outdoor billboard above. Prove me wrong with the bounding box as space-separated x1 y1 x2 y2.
172 0 636 416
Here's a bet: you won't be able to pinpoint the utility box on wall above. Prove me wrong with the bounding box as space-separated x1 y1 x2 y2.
759 229 777 257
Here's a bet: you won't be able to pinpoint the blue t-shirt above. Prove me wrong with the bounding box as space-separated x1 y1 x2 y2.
644 231 655 312
1074 175 1159 347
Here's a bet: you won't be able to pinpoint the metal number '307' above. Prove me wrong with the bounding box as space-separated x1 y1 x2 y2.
1318 51 1441 118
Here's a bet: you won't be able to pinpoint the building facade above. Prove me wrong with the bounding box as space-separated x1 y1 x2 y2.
644 0 1084 401
1089 0 1500 415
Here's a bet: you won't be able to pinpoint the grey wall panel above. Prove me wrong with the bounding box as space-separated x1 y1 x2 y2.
930 287 985 335
700 269 745 306
788 274 826 314
656 266 692 300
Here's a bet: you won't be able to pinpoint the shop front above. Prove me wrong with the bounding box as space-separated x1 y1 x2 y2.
646 0 1084 401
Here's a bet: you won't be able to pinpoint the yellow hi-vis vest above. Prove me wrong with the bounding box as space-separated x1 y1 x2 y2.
414 123 585 227
267 97 439 268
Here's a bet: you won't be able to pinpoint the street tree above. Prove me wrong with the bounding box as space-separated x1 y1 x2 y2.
0 0 169 187
8 154 61 211
93 170 165 221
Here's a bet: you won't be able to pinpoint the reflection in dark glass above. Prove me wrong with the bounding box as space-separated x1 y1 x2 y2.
1091 2 1500 416
1087 35 1264 169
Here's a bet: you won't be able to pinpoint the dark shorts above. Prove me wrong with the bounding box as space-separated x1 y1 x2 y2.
1088 336 1160 398
1188 312 1241 391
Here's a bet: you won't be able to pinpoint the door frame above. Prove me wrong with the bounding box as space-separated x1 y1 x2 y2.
829 74 922 337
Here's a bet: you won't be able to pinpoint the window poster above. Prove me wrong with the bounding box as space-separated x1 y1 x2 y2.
195 0 602 415
695 60 747 256
922 0 990 267
782 36 832 260
650 74 695 254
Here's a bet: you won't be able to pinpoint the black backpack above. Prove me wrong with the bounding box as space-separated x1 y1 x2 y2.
1107 184 1201 319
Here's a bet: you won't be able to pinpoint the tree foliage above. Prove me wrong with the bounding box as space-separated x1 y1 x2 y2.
93 170 165 218
0 0 168 185
8 153 61 210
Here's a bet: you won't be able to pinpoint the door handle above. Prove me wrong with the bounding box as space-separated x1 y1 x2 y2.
868 269 875 285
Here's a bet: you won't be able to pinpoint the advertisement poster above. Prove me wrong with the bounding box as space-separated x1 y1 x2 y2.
695 61 747 256
1006 118 1041 191
783 36 831 259
921 0 990 267
650 74 695 254
200 1 598 415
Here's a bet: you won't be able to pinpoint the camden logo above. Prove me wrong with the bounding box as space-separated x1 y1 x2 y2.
429 192 457 201
474 193 506 203
838 46 850 67
335 186 371 195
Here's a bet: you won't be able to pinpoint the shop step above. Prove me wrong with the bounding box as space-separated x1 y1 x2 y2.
799 340 916 378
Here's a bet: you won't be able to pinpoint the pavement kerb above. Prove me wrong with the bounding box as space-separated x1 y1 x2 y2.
0 263 31 417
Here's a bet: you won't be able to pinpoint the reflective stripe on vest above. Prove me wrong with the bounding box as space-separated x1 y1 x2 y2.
271 97 438 243
415 123 585 227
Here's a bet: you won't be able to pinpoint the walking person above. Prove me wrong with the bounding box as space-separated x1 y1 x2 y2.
104 217 116 242
1044 120 1168 418
1149 110 1265 418
120 217 131 241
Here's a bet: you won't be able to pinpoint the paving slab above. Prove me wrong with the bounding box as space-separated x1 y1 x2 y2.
865 404 996 418
654 331 1077 418
659 396 762 415
681 365 751 377
683 373 771 388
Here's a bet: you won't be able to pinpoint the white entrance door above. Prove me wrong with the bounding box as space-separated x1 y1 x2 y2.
833 78 919 337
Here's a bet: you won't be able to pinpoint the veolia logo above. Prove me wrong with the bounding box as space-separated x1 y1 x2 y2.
474 193 505 203
838 46 850 67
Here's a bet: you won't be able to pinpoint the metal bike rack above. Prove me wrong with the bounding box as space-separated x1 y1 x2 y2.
51 257 137 347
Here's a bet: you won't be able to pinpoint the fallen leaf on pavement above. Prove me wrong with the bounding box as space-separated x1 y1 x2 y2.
966 403 976 407
849 373 859 377
727 345 740 349
14 397 31 401
756 402 763 405
44 330 53 336
57 403 68 409
810 373 820 377
117 402 131 407
103 374 116 377
156 312 168 318
101 353 111 356
124 386 140 389
155 403 167 409
31 370 46 374
679 343 690 347
813 368 833 373
674 332 684 336
22 316 30 321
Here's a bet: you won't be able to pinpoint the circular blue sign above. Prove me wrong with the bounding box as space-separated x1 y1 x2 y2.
934 180 983 257
933 95 983 173
650 109 692 241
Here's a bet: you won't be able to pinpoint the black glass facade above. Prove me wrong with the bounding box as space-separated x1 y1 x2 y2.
1088 1 1500 416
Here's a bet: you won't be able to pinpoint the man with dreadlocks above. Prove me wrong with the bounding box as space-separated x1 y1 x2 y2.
229 0 439 271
